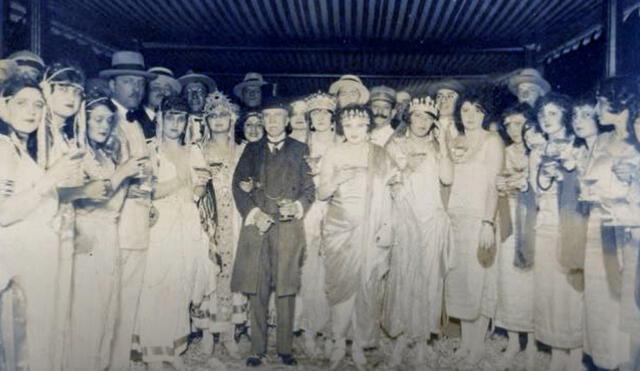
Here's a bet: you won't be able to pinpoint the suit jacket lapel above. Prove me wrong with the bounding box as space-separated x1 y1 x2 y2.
257 138 269 188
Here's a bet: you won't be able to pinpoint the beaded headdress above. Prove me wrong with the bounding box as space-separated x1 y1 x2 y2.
305 91 337 113
408 96 438 117
204 90 238 117
202 90 239 142
340 106 370 121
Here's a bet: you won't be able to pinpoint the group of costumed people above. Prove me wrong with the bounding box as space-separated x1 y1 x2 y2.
0 49 639 371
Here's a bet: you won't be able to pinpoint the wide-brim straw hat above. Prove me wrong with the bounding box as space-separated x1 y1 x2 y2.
148 66 181 94
233 72 269 98
178 71 217 92
99 51 156 79
329 74 370 103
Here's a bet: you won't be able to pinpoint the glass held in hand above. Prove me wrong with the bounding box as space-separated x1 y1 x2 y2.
612 156 640 185
276 198 296 222
134 156 154 193
239 176 255 193
451 136 469 160
579 177 600 202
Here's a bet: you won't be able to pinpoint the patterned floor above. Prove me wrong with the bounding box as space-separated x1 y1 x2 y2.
131 330 558 371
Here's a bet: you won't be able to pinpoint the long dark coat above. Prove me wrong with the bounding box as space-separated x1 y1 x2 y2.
230 137 315 296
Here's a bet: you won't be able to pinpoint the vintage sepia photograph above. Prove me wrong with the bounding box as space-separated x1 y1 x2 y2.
1 0 640 370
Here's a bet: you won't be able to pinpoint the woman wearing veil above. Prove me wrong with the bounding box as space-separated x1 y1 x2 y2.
192 90 248 359
134 96 217 371
0 77 84 371
68 93 144 370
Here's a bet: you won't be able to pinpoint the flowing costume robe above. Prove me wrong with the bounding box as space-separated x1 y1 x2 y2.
135 145 217 362
321 143 394 347
68 148 125 371
0 135 62 371
382 135 453 340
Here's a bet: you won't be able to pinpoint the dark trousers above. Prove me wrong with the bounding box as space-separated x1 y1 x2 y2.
249 224 295 355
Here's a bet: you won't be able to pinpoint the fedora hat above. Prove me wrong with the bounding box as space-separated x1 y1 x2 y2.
99 51 156 79
426 79 465 96
178 71 217 93
329 75 370 104
508 68 551 96
148 66 181 94
233 72 269 98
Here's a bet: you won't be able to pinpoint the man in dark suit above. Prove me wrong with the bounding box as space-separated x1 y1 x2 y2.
231 98 315 367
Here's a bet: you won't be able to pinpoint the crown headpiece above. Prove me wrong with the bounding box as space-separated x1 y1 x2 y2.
305 91 337 113
408 97 438 117
204 90 238 116
340 107 370 120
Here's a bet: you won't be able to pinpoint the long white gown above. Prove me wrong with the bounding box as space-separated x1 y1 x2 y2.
495 145 534 333
445 132 500 321
0 134 62 371
68 148 124 371
135 144 218 362
579 134 633 368
382 134 453 340
195 141 248 335
297 134 336 336
531 143 583 349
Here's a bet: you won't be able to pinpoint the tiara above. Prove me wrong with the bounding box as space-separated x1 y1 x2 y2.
409 97 438 116
340 108 369 120
204 90 238 116
305 91 337 113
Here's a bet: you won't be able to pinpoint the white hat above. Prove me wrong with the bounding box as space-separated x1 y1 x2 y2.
147 66 181 94
329 75 370 104
99 51 156 79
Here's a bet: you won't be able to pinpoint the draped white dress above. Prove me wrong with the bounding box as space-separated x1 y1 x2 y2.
135 145 218 362
68 149 124 371
382 135 453 340
0 134 62 371
495 146 534 332
297 134 336 336
445 132 500 321
531 143 583 349
580 135 632 368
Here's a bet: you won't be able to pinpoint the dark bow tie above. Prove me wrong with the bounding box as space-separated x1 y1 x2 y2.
126 108 144 123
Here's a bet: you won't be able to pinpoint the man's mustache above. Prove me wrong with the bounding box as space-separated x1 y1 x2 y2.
374 114 389 119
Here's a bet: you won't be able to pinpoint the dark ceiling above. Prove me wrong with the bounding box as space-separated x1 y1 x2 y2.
46 0 616 95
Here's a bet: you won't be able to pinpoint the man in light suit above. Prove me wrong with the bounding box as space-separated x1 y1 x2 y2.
99 50 157 370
